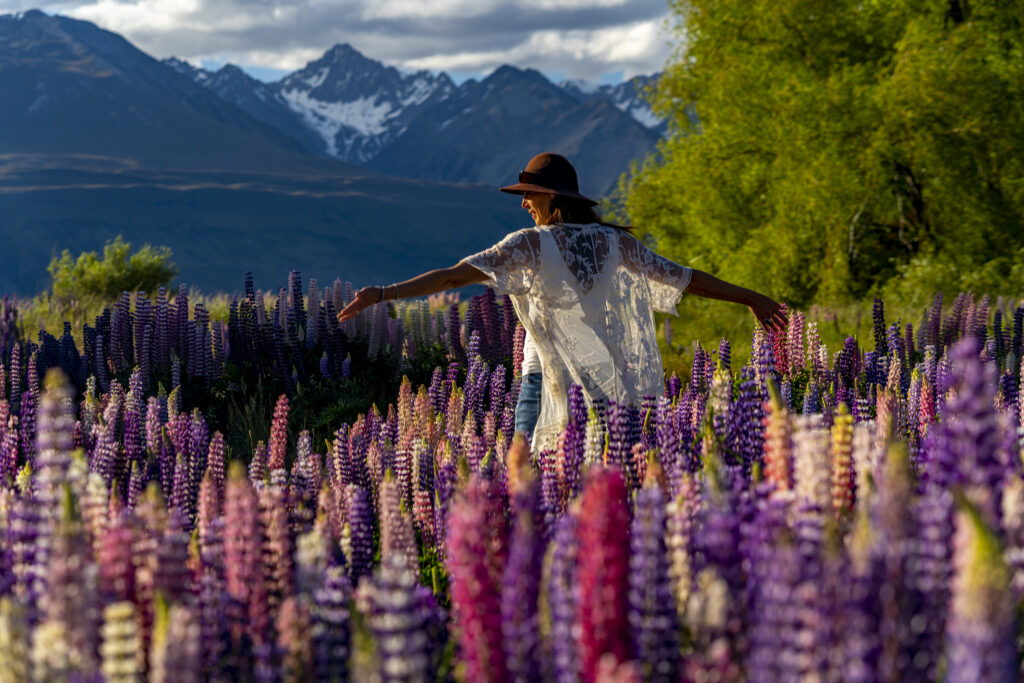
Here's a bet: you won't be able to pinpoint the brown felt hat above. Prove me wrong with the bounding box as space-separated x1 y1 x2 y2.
500 153 598 206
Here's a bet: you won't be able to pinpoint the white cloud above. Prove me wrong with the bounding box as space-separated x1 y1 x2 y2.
359 0 501 21
16 0 674 82
402 18 670 81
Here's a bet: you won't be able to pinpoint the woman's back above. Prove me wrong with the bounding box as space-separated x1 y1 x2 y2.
465 222 692 449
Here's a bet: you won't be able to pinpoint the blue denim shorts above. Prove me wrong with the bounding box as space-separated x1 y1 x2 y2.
514 372 543 438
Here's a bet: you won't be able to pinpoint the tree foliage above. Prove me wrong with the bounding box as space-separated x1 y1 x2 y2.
48 235 178 301
623 0 1024 317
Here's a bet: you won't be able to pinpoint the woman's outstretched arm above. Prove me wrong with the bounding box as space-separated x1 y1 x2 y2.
686 269 787 332
336 261 486 323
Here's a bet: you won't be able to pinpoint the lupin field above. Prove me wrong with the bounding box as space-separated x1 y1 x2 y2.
0 271 1022 682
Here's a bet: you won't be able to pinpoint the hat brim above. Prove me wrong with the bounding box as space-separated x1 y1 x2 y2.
499 183 598 207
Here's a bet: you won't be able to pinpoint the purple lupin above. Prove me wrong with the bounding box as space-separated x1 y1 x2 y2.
925 338 1003 527
630 483 681 682
369 554 435 681
345 484 374 584
502 473 545 682
544 512 578 683
312 558 352 681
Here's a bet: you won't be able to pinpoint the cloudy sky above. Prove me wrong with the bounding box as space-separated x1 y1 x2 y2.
6 0 679 83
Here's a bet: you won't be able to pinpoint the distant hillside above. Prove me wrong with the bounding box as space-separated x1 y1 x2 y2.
0 162 524 295
0 11 523 295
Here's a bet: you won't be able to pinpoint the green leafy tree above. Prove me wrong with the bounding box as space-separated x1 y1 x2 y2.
48 235 178 302
622 0 1024 337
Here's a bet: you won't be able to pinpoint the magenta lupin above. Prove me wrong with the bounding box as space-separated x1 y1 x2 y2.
446 475 509 682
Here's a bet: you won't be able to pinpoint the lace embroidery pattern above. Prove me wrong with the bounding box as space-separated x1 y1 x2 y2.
463 222 692 451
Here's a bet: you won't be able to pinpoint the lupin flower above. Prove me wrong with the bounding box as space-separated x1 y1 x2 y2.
792 414 830 512
630 484 681 682
831 402 855 518
312 559 352 681
150 599 202 683
926 339 1003 526
8 343 21 414
446 475 509 682
257 482 293 618
576 468 631 682
248 440 269 484
726 367 763 477
224 462 270 658
908 481 955 680
40 486 100 677
512 323 526 378
502 473 545 682
802 379 820 414
277 596 315 681
538 448 561 517
369 554 435 681
945 502 1017 683
745 508 801 682
770 306 790 378
787 310 805 374
762 381 792 492
0 598 29 682
584 407 606 466
17 383 34 466
380 471 419 572
188 408 209 485
606 400 636 485
34 369 75 528
541 512 578 683
203 431 225 501
710 361 732 443
345 484 374 583
268 394 290 471
9 493 44 625
100 599 141 682
754 328 778 390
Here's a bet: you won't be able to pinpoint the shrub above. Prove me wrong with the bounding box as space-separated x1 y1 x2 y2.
48 235 177 302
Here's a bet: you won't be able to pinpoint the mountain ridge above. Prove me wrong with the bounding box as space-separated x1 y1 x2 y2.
163 41 664 196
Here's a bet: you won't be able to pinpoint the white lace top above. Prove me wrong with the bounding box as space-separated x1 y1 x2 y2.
463 222 692 451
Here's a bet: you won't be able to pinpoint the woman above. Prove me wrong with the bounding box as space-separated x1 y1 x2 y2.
337 153 786 451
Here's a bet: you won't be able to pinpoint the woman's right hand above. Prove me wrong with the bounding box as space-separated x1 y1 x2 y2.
337 286 382 323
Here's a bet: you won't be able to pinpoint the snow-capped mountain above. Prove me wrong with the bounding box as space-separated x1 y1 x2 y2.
366 65 660 198
170 44 665 196
163 57 326 156
560 74 667 135
272 44 456 163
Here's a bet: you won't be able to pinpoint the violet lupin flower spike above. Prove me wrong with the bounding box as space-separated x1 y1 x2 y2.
34 370 75 531
927 339 1003 527
312 558 352 681
223 461 270 667
630 483 681 682
502 472 545 682
344 485 374 584
368 554 434 681
380 471 418 572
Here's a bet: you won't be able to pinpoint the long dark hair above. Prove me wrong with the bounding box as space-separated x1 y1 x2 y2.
546 195 634 232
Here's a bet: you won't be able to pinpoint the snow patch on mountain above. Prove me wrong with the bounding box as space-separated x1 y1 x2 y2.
281 89 393 155
561 78 599 95
304 67 329 90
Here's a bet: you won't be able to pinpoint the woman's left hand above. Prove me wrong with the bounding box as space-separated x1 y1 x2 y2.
337 286 382 323
747 293 788 333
